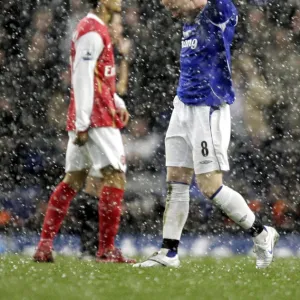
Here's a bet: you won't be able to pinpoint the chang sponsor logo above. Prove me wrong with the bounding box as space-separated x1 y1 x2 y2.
182 38 198 50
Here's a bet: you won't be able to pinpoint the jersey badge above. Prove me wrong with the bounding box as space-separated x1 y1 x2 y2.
82 49 93 61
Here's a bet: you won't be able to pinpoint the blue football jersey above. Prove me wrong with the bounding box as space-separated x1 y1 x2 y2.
177 0 238 106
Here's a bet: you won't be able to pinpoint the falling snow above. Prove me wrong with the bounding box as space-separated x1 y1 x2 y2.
1 0 300 298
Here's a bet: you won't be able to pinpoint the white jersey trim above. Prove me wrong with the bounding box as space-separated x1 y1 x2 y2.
208 19 230 32
87 13 105 25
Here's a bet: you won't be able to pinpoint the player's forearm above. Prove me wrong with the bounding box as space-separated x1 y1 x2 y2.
117 60 129 96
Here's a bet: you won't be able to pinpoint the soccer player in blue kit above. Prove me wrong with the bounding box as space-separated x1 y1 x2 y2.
134 0 279 269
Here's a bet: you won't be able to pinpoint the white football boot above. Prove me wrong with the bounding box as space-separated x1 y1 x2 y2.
253 226 279 269
133 248 180 268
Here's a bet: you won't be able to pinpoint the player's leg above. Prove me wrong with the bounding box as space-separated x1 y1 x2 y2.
196 171 279 268
86 127 135 263
76 175 101 259
85 175 103 197
133 167 193 268
34 131 90 262
196 171 265 235
96 167 132 262
134 97 193 267
33 170 88 262
194 104 279 268
161 167 193 253
163 97 193 253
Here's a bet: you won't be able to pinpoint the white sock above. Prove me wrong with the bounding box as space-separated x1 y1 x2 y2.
163 183 190 240
211 185 255 230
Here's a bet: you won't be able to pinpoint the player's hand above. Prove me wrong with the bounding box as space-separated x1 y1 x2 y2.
117 108 130 126
73 131 89 147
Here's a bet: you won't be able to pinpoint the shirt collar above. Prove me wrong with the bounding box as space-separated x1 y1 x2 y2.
87 13 105 25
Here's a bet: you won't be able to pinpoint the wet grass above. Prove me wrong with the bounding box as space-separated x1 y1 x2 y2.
0 255 299 300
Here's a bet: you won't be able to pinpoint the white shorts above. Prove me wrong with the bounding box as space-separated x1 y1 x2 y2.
65 127 126 178
165 96 231 174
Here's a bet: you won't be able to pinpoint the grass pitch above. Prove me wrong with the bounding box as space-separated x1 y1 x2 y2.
0 255 299 300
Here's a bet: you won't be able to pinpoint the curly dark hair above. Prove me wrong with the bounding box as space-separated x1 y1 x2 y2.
87 0 99 9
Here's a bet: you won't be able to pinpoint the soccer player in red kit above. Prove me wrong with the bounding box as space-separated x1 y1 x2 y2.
33 0 135 263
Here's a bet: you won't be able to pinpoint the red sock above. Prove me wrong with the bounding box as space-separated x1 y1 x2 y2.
97 186 124 256
38 182 76 251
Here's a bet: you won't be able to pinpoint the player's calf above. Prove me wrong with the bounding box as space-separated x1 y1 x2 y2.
134 180 189 268
209 184 279 268
97 167 126 258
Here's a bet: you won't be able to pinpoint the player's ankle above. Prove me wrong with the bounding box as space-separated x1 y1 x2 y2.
97 246 114 256
248 219 265 237
105 246 115 253
38 239 53 251
161 238 179 254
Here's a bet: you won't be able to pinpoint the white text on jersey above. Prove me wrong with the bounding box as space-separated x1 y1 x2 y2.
182 39 198 50
104 66 116 77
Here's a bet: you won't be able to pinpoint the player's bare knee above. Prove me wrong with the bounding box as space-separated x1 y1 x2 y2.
167 167 193 185
63 171 88 192
198 184 219 199
84 176 103 197
101 166 126 189
196 171 223 199
103 172 125 189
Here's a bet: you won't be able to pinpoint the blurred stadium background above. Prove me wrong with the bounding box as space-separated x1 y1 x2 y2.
1 0 300 257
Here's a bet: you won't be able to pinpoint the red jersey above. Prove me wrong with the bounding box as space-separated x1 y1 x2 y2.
67 14 123 131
